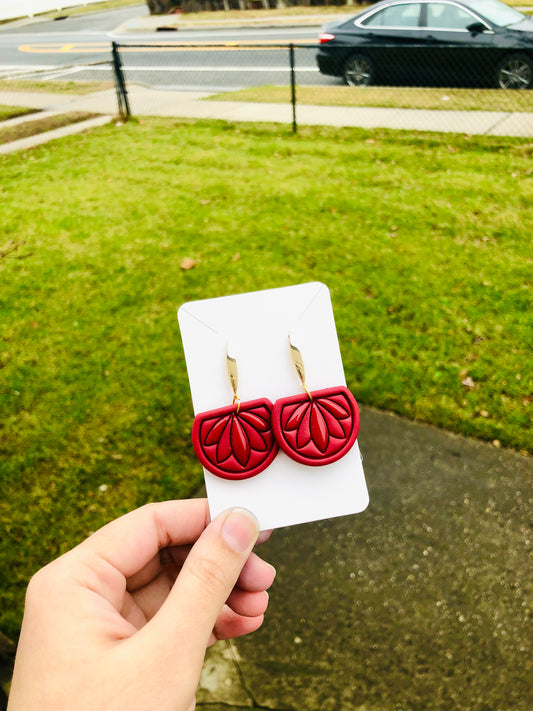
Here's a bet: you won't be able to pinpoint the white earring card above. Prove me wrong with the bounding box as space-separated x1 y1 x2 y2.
178 282 369 531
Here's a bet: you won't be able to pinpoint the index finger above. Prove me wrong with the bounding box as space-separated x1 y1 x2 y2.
80 499 210 579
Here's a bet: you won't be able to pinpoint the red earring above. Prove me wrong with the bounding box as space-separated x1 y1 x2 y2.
192 350 278 480
272 338 359 466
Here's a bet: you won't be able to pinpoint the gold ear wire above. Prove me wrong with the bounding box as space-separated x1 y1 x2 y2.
288 334 313 401
226 347 240 412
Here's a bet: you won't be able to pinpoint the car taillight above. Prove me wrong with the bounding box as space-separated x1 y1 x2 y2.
319 33 336 44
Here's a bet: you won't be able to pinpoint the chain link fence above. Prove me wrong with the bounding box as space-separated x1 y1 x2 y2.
1 40 532 135
112 40 533 134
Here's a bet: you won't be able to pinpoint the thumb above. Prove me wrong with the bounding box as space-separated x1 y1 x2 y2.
145 507 259 660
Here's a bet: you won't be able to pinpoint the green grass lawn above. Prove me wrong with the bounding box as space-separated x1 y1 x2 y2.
55 0 143 15
0 105 38 122
0 118 531 641
0 79 114 95
214 85 533 113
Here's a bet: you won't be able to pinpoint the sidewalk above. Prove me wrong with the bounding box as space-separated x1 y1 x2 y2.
196 405 532 710
0 108 113 154
1 86 532 147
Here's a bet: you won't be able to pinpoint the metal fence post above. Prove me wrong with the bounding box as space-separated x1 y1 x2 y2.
111 42 130 119
289 43 297 134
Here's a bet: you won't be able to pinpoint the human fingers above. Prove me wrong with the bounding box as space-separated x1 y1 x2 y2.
257 529 273 544
237 551 276 591
128 548 275 625
135 508 260 667
126 527 272 594
128 542 275 596
131 570 271 631
81 500 210 580
226 588 269 618
211 605 265 643
126 545 191 593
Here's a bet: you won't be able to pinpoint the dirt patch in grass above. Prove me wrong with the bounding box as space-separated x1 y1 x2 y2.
0 111 100 144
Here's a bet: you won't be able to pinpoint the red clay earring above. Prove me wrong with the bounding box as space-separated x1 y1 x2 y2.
192 349 278 480
272 337 360 466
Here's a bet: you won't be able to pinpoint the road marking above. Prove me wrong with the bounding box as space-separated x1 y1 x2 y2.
18 43 108 53
123 65 319 71
0 65 54 72
0 63 318 81
18 39 317 54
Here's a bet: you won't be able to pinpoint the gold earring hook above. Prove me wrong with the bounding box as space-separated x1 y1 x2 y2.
288 335 313 401
226 347 240 412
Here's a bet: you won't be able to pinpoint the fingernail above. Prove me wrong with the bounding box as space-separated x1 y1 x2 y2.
221 508 259 553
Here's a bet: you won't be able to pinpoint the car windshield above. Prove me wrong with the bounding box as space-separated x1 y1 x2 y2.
467 0 525 26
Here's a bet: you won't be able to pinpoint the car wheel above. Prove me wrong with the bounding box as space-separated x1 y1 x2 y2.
343 54 374 87
495 54 533 89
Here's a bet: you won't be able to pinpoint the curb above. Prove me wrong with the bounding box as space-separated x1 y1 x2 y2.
0 114 114 154
0 109 70 129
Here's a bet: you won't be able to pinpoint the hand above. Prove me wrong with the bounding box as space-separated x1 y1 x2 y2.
7 499 275 711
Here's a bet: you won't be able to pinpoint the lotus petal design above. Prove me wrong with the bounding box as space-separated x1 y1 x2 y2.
272 386 359 466
192 398 278 480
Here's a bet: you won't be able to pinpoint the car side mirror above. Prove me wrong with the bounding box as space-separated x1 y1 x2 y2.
467 21 486 33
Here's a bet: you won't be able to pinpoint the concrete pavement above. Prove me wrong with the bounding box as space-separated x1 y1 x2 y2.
196 405 532 710
1 85 532 145
0 109 113 154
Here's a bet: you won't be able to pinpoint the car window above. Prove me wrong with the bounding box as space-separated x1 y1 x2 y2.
468 0 524 26
361 3 422 28
426 2 478 29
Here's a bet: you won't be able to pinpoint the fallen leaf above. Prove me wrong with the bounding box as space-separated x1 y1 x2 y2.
180 258 196 271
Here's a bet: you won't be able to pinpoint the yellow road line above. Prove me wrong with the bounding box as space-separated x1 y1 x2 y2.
18 40 316 54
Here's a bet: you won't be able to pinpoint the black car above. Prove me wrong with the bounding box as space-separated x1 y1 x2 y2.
317 0 533 88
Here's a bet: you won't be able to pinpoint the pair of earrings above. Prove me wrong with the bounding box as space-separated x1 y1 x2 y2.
192 339 360 480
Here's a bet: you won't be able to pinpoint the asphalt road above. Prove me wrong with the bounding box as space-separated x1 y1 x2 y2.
0 4 332 91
